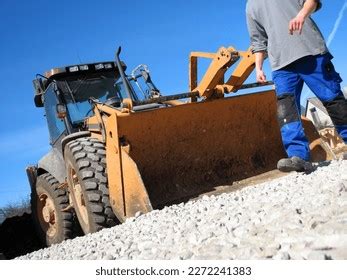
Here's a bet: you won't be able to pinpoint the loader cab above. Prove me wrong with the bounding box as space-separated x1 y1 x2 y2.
33 62 123 146
33 61 160 147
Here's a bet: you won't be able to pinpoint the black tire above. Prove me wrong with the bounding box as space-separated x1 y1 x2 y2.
31 173 73 246
64 137 118 234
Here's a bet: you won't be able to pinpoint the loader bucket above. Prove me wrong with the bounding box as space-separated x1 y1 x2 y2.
114 89 286 211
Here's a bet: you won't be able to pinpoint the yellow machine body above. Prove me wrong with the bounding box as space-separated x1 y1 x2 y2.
84 46 339 222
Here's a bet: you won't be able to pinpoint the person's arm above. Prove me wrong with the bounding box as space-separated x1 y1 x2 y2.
289 0 321 35
246 11 268 83
255 51 267 83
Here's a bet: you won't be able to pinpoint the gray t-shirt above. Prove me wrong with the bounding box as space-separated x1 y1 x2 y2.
246 0 327 70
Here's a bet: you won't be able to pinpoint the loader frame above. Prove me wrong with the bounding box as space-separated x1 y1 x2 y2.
27 45 340 244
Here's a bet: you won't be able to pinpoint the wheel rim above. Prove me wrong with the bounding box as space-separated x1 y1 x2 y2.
37 193 57 238
69 167 89 227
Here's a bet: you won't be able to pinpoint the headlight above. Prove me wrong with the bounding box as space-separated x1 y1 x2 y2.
69 66 79 72
79 65 89 71
104 63 113 69
95 63 104 70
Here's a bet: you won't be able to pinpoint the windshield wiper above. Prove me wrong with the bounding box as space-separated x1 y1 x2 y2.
64 81 76 103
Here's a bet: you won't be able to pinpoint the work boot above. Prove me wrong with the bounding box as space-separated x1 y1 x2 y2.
277 156 313 172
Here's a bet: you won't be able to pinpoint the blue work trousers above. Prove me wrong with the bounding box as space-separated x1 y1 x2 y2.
272 53 347 161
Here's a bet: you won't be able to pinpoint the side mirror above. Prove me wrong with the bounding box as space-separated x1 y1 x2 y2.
56 104 67 119
34 94 44 107
33 78 45 107
33 78 44 95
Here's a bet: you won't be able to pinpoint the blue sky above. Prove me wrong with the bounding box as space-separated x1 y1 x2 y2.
0 0 346 208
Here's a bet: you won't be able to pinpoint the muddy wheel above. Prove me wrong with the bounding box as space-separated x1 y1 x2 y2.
31 173 73 246
64 137 118 234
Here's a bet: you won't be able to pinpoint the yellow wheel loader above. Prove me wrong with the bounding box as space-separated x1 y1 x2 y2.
26 46 342 246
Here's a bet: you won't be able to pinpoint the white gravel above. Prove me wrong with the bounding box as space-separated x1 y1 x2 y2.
18 160 347 260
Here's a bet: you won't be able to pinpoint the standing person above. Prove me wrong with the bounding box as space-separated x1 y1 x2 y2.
246 0 347 172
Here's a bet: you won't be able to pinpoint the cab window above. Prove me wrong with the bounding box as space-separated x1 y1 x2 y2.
43 83 66 144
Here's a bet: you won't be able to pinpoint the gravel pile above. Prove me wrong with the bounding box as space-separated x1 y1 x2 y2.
18 160 347 260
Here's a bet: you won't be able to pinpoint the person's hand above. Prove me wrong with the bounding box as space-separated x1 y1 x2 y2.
289 14 306 35
256 69 267 83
